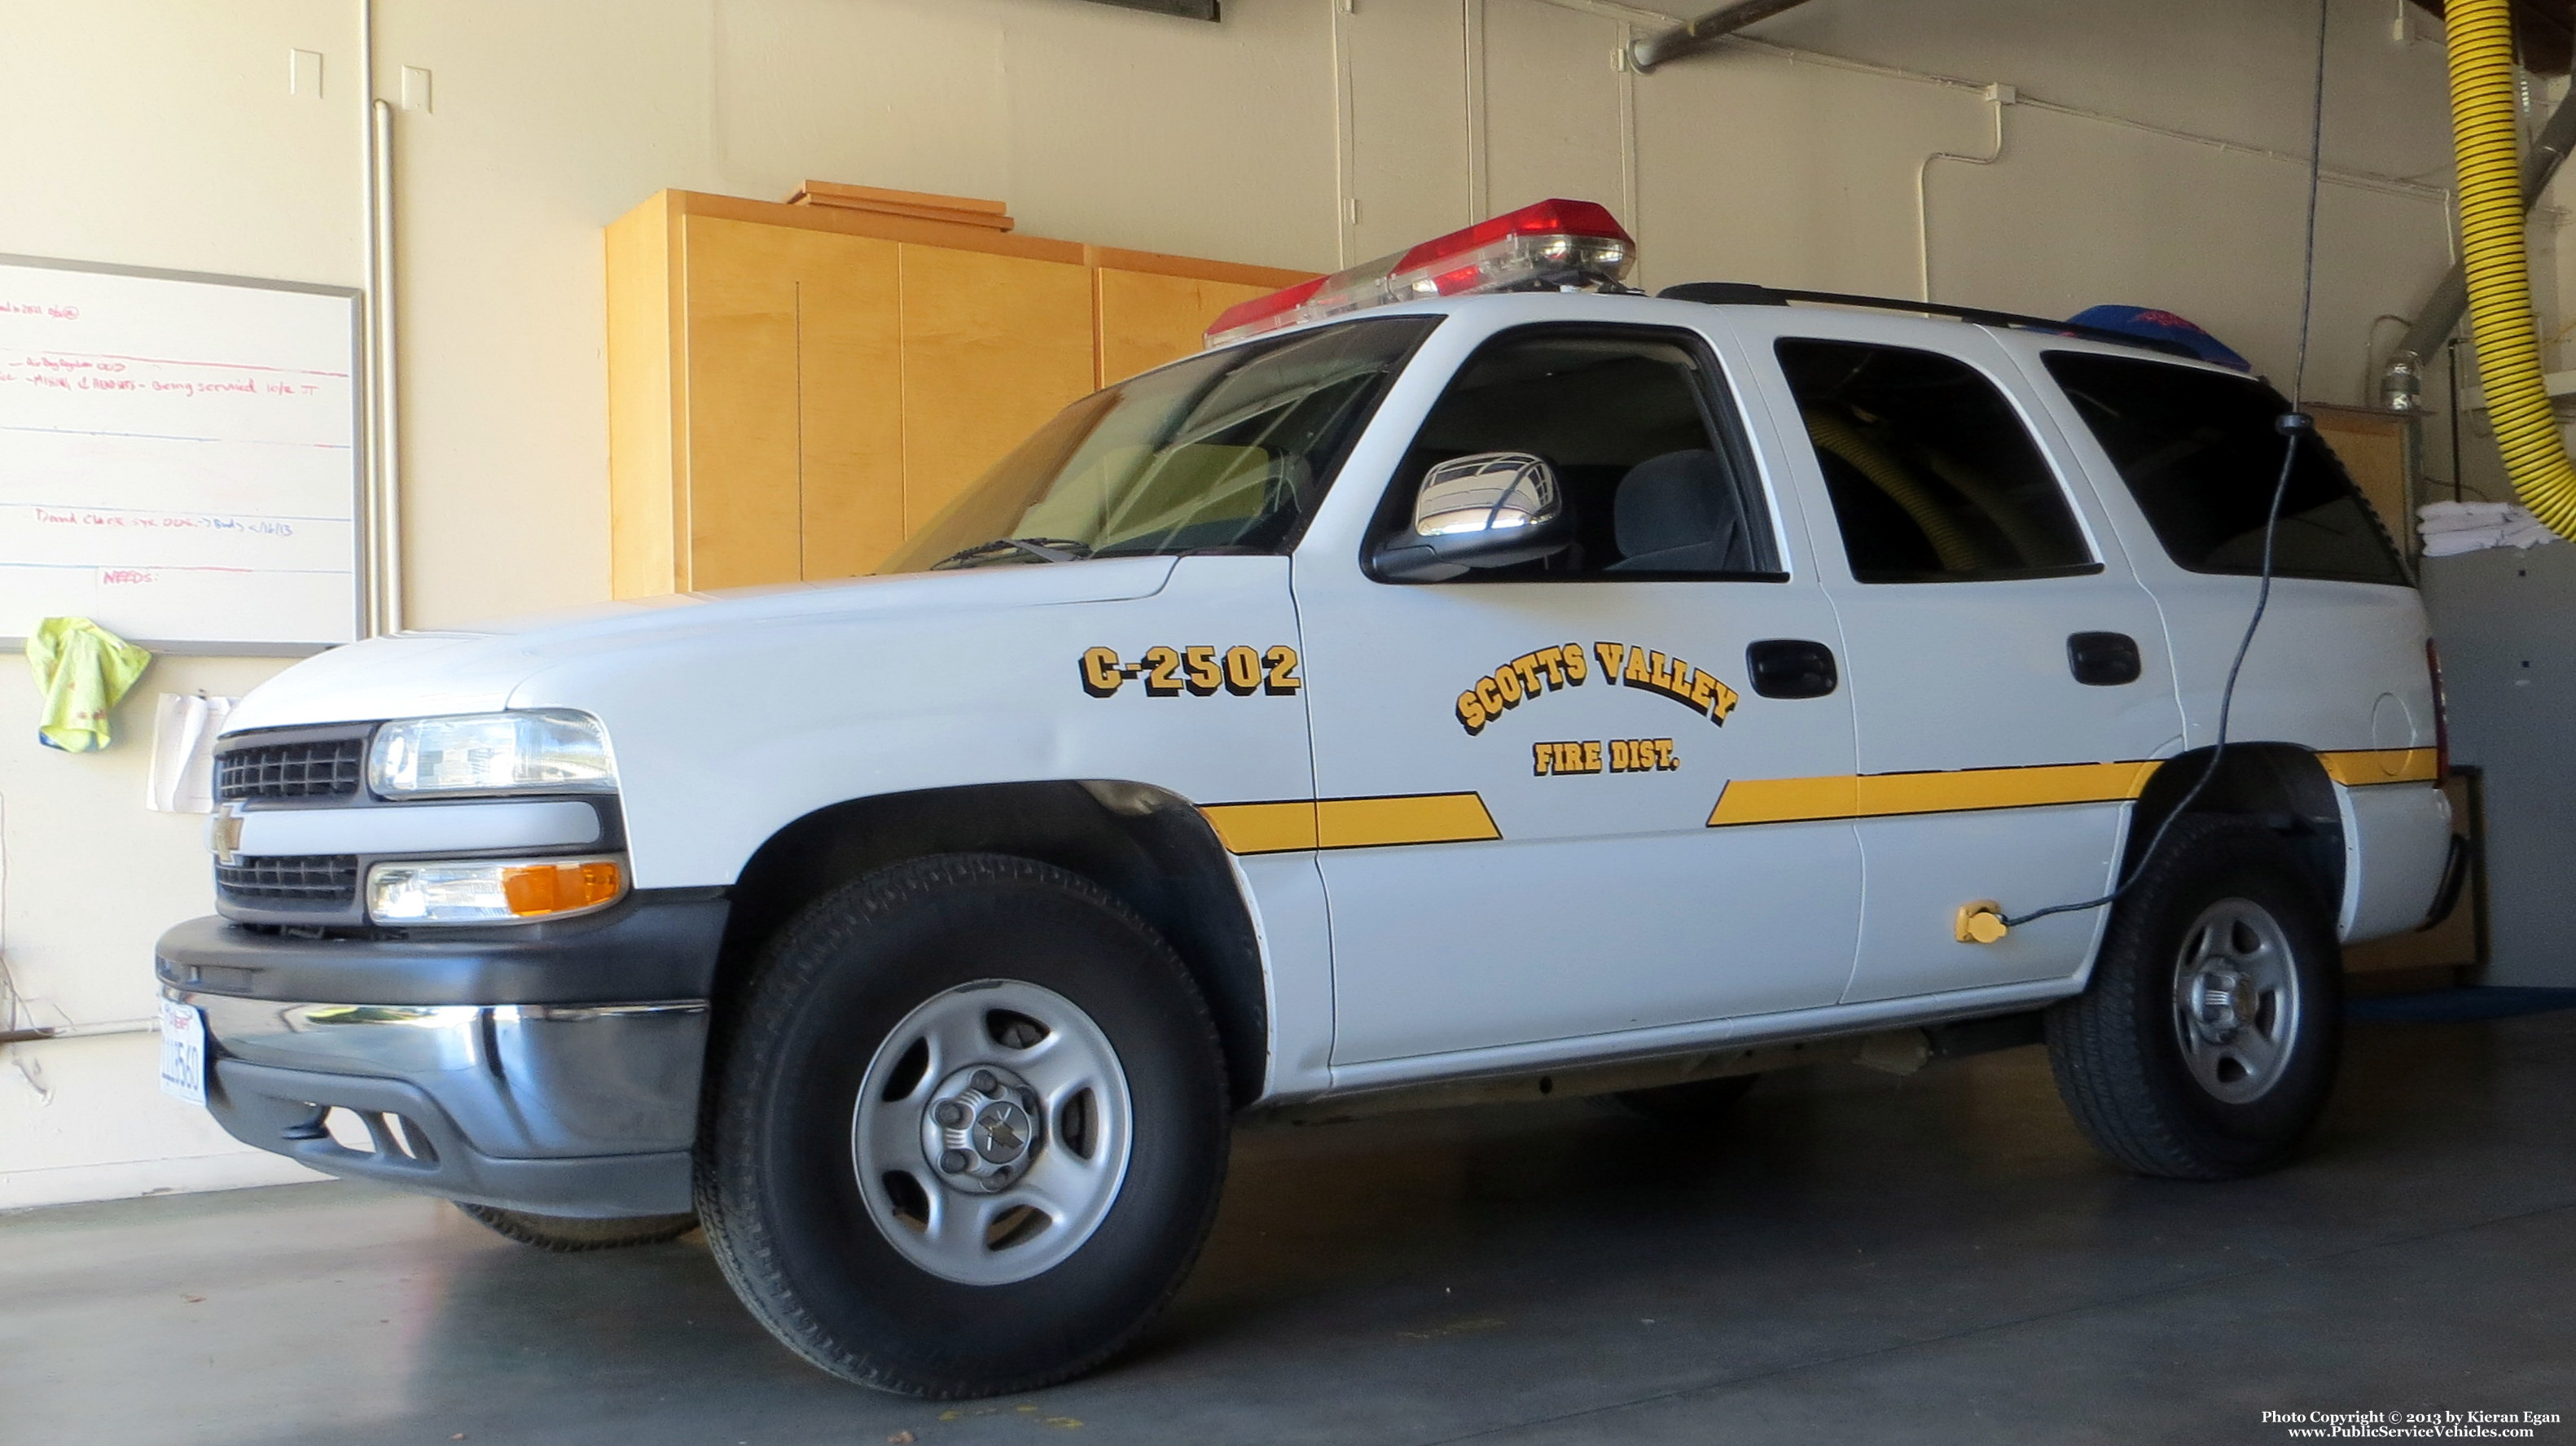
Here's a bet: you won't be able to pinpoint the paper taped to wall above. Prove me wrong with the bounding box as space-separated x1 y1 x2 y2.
146 692 235 813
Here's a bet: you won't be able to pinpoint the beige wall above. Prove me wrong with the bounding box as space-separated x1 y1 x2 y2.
0 0 2487 1205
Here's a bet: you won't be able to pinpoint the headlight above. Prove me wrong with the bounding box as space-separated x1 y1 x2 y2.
368 710 614 798
367 857 626 924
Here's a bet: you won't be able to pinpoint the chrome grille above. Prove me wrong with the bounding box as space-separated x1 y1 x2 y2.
216 855 359 906
216 738 367 801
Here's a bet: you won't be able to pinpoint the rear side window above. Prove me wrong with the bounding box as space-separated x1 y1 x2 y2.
1776 339 2096 583
2041 351 2408 586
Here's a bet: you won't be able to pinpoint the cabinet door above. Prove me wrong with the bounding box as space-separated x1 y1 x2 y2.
1094 269 1269 385
898 246 1095 529
796 237 906 581
680 217 901 589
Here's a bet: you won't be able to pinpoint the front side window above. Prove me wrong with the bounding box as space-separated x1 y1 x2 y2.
1372 326 1779 580
879 317 1435 575
1777 338 2096 583
2042 350 2408 586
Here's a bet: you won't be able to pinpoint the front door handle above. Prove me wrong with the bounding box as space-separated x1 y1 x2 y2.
1746 638 1838 699
2068 631 2143 686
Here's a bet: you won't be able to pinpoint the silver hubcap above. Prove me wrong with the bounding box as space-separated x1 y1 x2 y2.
853 979 1134 1286
2170 897 2302 1104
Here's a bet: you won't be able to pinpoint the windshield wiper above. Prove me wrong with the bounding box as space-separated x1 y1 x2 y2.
929 537 1094 570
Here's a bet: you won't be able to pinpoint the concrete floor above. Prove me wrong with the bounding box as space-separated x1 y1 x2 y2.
10 1009 2576 1446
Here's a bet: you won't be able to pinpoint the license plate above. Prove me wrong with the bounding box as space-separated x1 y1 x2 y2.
158 999 207 1106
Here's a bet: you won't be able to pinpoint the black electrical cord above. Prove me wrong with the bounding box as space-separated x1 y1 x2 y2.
1999 0 2329 931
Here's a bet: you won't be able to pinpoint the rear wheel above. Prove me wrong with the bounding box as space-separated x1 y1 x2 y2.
454 1203 696 1252
2045 816 2341 1180
699 854 1229 1397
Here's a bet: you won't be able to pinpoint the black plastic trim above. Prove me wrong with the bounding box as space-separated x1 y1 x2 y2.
213 794 629 928
1657 283 2204 360
207 1059 693 1216
158 889 731 1006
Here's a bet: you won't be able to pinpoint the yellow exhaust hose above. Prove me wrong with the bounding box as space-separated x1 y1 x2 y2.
2450 0 2576 541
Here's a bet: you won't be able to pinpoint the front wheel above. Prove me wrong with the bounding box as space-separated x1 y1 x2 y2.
698 854 1230 1397
2046 816 2342 1180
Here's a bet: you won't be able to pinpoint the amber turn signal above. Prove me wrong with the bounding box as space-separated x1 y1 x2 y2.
502 860 625 917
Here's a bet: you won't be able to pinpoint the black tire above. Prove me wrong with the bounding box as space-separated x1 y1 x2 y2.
2045 815 2342 1181
1613 1073 1758 1126
454 1202 697 1252
697 853 1230 1398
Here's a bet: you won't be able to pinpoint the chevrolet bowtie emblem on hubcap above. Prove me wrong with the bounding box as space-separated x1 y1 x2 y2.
972 1101 1031 1163
923 1064 1046 1193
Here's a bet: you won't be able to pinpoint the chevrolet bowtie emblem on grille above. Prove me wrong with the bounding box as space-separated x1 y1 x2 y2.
208 803 247 864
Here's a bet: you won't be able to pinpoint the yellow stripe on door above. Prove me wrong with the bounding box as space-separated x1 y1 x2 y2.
1200 793 1502 855
1200 749 2439 853
1709 760 2159 827
1198 800 1322 855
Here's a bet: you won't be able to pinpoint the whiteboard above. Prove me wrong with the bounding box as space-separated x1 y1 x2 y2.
0 255 362 653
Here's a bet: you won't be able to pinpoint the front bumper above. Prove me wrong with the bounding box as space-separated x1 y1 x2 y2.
156 895 727 1217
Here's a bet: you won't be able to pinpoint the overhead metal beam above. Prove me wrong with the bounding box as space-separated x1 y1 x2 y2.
1073 0 1219 20
1630 0 1819 72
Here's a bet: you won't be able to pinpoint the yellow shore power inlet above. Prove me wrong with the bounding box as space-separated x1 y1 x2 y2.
1955 902 2010 945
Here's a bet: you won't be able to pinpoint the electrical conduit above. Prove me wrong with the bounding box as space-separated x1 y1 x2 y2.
2449 0 2576 541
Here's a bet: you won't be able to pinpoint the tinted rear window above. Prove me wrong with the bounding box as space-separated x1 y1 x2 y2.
1779 338 2095 583
2043 351 2408 586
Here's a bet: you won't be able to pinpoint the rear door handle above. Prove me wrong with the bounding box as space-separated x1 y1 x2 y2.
2068 631 2142 686
1746 638 1838 699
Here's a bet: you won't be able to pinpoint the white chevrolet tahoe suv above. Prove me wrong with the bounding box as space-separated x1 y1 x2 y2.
158 206 2454 1398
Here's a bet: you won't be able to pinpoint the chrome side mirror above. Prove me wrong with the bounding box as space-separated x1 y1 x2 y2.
1371 450 1575 581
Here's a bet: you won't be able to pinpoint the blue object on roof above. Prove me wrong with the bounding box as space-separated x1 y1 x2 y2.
2066 305 2252 370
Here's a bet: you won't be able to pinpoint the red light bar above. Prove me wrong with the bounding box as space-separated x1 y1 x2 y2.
1205 198 1636 348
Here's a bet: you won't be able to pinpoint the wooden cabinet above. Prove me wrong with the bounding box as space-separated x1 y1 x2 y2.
2310 402 2415 555
606 189 1311 596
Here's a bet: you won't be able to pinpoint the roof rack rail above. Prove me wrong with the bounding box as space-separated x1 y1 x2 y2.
1655 282 2203 361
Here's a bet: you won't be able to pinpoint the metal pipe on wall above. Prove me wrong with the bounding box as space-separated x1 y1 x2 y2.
1629 0 1819 73
370 98 402 635
358 0 402 637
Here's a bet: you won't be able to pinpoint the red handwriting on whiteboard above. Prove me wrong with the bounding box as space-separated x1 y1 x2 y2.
32 506 295 537
100 569 156 585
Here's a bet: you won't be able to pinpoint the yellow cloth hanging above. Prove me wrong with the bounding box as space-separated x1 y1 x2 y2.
25 617 151 753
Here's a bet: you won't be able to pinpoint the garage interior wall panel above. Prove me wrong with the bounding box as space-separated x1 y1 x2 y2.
1477 0 1632 223
1336 0 1473 265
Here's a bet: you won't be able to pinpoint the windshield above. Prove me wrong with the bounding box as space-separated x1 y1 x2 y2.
878 316 1437 574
